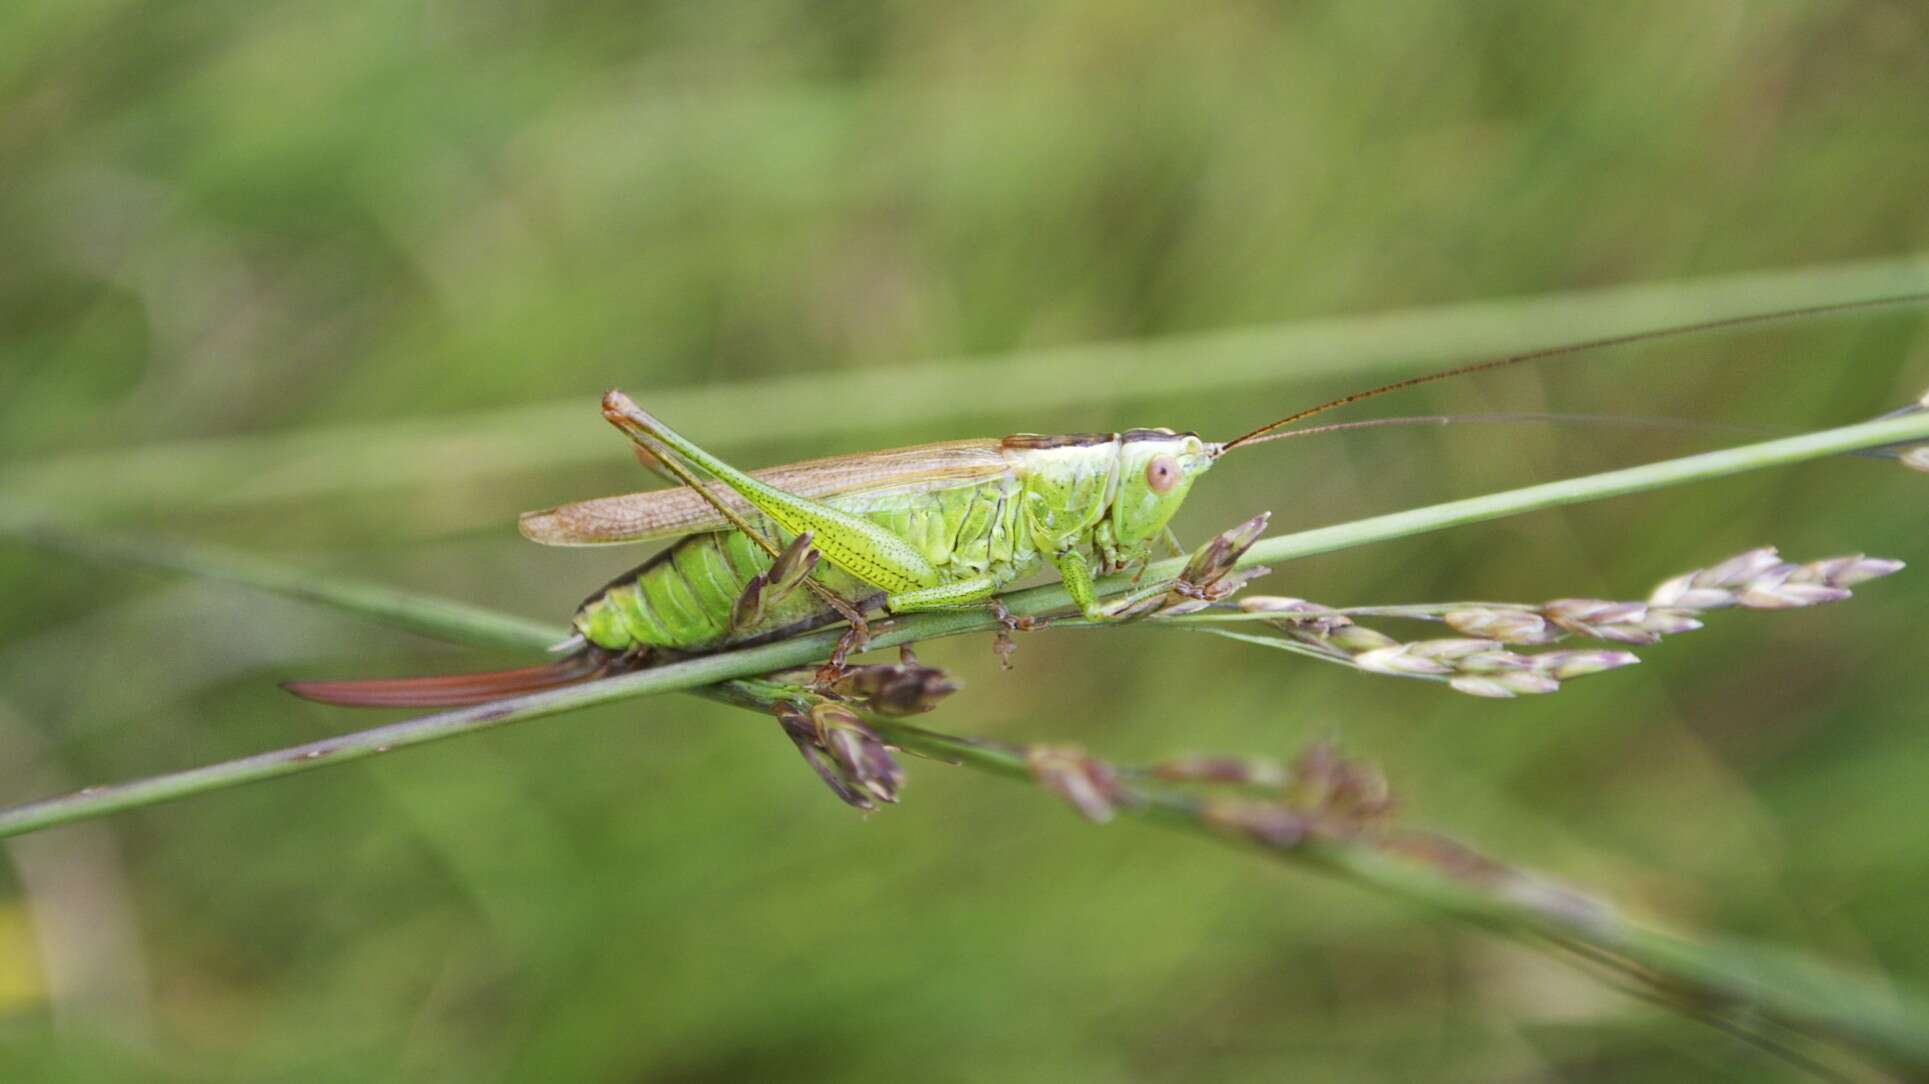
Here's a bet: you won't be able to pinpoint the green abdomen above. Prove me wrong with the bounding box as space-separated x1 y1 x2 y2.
574 474 1032 656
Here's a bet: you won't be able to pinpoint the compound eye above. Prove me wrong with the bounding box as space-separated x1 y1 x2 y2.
1145 454 1180 494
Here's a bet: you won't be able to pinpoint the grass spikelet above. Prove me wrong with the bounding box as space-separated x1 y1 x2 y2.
1218 548 1900 697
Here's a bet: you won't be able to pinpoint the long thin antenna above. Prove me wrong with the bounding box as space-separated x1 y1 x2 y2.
1235 409 1920 462
1218 290 1929 452
1230 411 1764 447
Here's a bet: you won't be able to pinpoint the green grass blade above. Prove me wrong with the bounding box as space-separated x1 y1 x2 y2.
0 504 560 653
5 254 1924 516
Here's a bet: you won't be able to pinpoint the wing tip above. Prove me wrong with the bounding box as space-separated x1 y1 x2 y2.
517 507 568 545
518 502 657 547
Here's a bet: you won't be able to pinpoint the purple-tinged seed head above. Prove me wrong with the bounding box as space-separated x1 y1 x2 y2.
1407 638 1503 662
1638 609 1704 635
1532 650 1639 680
1694 548 1783 589
1202 798 1307 849
1027 746 1121 823
1798 555 1905 587
1491 671 1562 695
1444 608 1555 644
1352 645 1453 676
1457 649 1534 674
1239 596 1319 614
1449 675 1519 698
1327 624 1400 653
1737 583 1852 610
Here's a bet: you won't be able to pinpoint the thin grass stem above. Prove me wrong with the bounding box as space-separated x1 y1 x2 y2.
825 717 1929 1076
1 409 1924 831
5 255 1923 516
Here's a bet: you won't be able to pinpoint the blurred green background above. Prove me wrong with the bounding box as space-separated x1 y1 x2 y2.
3 2 1929 1080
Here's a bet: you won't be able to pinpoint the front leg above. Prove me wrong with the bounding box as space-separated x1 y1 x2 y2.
1051 546 1174 621
1050 547 1114 620
1091 520 1127 575
1055 512 1273 622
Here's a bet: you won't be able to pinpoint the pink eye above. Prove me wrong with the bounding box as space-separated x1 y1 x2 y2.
1145 455 1180 494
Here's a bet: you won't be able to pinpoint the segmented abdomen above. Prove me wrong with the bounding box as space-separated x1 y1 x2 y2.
572 474 1032 656
571 526 869 654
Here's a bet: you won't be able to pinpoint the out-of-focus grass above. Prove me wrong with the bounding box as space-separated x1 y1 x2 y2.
3 2 1928 1081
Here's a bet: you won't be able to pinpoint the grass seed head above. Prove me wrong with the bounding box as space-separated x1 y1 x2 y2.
1456 649 1536 673
825 651 959 716
1736 579 1850 610
775 704 875 810
1443 608 1558 644
1639 609 1704 635
1202 797 1308 849
1352 644 1454 676
1159 513 1274 615
1028 745 1122 823
812 703 905 806
774 702 905 811
1647 548 1902 612
1238 595 1318 614
1289 743 1394 825
1450 672 1558 698
1181 512 1271 587
1700 547 1789 588
1790 554 1905 588
1213 548 1897 700
1542 599 1665 644
1531 650 1640 679
1150 754 1290 788
1325 622 1402 654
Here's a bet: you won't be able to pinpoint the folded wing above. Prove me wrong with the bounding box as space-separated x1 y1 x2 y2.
519 438 1011 546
